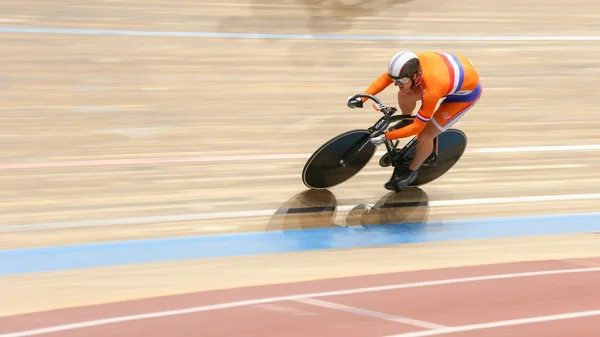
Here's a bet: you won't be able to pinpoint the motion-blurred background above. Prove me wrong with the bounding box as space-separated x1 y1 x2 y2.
2 0 600 330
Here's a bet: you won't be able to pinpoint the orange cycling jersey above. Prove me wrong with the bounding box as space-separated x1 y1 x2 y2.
362 51 481 140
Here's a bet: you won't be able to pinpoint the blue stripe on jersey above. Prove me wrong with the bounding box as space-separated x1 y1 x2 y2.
443 82 482 103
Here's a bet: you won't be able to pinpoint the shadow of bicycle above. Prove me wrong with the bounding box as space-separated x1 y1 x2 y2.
347 188 429 229
266 189 341 233
266 187 430 245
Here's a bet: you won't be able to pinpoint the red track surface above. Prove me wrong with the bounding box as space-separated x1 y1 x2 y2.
2 258 600 337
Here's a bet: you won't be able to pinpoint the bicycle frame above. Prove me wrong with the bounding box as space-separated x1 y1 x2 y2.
340 93 439 168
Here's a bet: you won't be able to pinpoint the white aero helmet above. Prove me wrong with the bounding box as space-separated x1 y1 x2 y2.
387 51 421 86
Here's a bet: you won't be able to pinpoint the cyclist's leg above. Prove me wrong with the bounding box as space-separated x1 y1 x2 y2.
430 82 483 132
384 83 483 191
413 83 482 170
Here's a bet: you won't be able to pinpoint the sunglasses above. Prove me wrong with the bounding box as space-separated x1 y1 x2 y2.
388 74 410 85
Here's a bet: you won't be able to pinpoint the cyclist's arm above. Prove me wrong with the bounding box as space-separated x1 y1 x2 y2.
384 90 440 140
361 72 393 102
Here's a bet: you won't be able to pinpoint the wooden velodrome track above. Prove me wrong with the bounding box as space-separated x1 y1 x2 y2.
2 0 600 335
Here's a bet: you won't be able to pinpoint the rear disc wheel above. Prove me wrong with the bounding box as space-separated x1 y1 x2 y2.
410 129 468 186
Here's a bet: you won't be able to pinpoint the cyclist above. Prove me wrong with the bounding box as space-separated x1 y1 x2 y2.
347 51 482 192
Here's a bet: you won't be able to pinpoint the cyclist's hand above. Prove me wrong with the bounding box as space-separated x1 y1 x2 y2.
347 96 363 109
370 133 386 146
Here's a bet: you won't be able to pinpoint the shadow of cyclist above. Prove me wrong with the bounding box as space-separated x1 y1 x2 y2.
346 187 429 230
266 187 429 244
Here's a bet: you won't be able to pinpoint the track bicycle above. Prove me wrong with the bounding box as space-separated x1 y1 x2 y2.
301 93 468 190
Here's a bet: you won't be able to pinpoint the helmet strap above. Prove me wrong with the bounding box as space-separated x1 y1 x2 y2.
411 71 423 88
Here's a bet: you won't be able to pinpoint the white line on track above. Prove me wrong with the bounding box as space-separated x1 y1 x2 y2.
1 144 600 170
383 310 600 337
1 267 598 337
2 26 600 41
152 164 587 183
3 192 600 232
294 298 447 330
